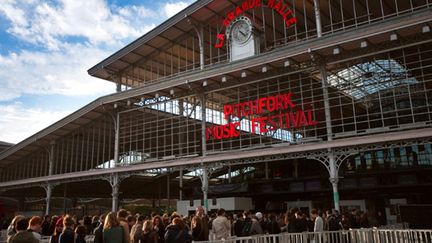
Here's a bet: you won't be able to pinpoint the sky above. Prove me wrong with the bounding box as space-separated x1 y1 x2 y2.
0 0 194 144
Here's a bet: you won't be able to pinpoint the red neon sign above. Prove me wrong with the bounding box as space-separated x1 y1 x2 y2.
206 92 318 140
214 0 297 48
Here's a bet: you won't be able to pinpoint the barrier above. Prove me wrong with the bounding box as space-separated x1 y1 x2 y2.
194 229 432 243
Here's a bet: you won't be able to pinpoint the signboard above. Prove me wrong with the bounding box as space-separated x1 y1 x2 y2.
215 0 297 48
206 92 318 140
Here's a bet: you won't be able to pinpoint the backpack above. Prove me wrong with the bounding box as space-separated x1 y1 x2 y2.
241 221 252 236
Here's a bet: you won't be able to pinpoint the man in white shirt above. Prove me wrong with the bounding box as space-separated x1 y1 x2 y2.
211 208 231 240
311 209 324 232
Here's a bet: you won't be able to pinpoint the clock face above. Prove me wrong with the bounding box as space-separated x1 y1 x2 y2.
231 19 252 44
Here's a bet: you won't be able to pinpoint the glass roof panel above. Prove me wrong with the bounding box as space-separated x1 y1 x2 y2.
328 59 417 99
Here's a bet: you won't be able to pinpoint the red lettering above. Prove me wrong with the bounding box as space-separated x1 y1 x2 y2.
232 122 241 137
307 110 318 126
289 111 300 128
267 0 276 8
227 11 235 21
283 9 292 19
274 1 282 12
235 6 243 16
223 19 231 27
259 117 268 133
258 97 266 114
285 17 297 27
224 105 232 120
298 110 308 127
251 118 260 134
279 4 287 15
267 96 277 112
255 0 262 7
214 33 225 48
282 92 296 109
248 0 256 9
242 1 249 11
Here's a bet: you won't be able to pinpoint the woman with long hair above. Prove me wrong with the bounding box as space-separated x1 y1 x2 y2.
49 217 63 243
152 215 165 243
191 216 205 241
103 212 124 243
7 215 24 242
140 220 158 243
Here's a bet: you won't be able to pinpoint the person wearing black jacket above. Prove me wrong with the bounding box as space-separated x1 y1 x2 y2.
164 218 191 243
93 213 106 243
59 216 75 243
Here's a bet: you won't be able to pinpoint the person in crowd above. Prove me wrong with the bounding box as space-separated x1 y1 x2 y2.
349 209 360 229
91 216 100 231
152 215 165 243
41 215 53 236
295 211 308 232
140 220 158 243
325 210 341 231
232 212 245 237
83 216 93 235
50 216 59 235
311 209 323 232
195 206 209 241
27 216 43 239
164 217 191 243
267 213 281 234
49 217 63 243
59 216 75 243
250 212 263 235
240 211 253 236
93 213 106 243
377 211 386 226
103 212 125 243
359 211 369 228
191 216 205 241
9 217 39 243
130 215 145 243
211 208 231 240
127 215 136 232
75 225 87 243
7 215 24 242
118 209 131 243
340 213 351 230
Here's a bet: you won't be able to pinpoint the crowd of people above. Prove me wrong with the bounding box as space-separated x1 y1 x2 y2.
5 207 386 243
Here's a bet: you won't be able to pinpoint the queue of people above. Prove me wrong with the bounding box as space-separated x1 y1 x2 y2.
4 207 386 243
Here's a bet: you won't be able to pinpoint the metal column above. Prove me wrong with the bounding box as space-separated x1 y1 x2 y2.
319 64 340 212
200 94 209 212
44 184 53 216
313 0 323 37
179 169 183 200
112 112 120 212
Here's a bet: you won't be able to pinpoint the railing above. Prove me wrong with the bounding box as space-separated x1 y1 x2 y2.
196 229 432 243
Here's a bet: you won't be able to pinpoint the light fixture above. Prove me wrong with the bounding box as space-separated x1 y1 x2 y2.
155 93 159 98
170 89 174 95
360 41 368 48
113 103 118 109
333 47 340 55
202 80 208 87
422 25 430 33
284 60 290 67
241 72 246 78
261 66 267 73
126 100 131 106
140 97 145 102
390 32 398 41
221 76 227 82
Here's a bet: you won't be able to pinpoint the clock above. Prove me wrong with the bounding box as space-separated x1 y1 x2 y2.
231 17 252 44
226 16 259 62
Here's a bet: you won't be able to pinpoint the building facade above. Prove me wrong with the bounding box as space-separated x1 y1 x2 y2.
0 0 432 222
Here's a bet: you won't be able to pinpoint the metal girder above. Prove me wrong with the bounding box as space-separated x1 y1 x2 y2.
1 127 432 190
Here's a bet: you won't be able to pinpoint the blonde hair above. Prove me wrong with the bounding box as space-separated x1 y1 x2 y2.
142 220 153 232
104 212 119 230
